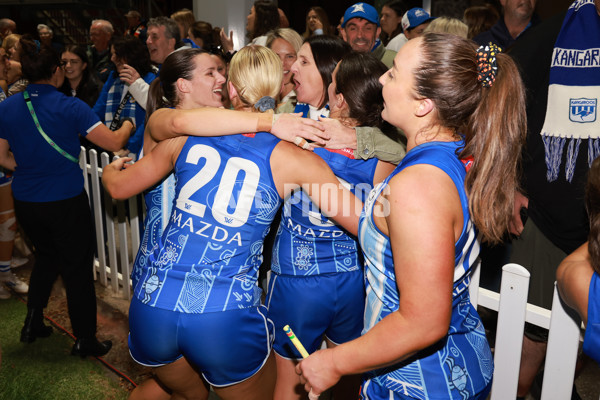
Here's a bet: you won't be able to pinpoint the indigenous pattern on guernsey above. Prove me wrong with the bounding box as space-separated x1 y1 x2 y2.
271 146 379 276
133 133 282 313
359 140 493 400
132 171 176 291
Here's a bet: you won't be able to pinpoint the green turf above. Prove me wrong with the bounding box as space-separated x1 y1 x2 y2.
0 297 128 400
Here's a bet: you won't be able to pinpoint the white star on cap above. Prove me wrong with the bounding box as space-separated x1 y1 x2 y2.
351 3 366 13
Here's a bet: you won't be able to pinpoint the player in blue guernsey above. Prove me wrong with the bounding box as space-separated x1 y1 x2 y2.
131 47 334 327
103 45 363 400
296 34 527 400
557 156 600 366
267 51 395 400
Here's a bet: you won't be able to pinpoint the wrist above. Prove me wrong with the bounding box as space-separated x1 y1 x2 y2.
256 112 273 133
120 118 136 136
329 346 346 378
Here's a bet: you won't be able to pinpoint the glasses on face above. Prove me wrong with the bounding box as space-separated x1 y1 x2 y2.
58 61 67 67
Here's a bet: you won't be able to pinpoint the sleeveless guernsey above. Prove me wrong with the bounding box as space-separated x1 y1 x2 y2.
272 147 378 276
359 141 493 400
584 271 600 363
133 133 282 313
132 147 176 290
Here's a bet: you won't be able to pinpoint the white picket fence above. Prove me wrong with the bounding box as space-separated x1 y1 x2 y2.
80 148 142 300
80 148 590 399
469 262 586 399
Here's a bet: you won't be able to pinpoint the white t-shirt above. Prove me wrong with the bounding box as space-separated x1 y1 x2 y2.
386 33 408 52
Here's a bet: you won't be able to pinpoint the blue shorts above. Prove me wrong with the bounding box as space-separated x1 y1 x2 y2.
359 377 492 400
128 297 274 387
584 271 600 364
266 270 365 360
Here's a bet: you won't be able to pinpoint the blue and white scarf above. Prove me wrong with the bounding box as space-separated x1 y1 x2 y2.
105 76 136 129
541 0 600 182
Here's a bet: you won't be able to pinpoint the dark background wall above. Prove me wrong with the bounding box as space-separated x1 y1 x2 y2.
0 0 576 47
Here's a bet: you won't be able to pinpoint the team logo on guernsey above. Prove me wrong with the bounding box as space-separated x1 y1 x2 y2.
569 98 597 123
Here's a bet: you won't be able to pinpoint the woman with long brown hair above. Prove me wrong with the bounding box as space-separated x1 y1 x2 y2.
303 7 334 38
297 33 526 400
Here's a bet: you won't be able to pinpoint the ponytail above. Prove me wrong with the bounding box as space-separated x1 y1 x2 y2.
146 78 169 124
416 33 526 244
461 52 526 244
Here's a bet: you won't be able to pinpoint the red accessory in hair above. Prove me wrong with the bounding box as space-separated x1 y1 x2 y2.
476 43 501 88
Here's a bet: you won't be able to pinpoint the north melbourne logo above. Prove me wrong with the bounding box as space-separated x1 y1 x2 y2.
350 3 366 14
569 98 597 123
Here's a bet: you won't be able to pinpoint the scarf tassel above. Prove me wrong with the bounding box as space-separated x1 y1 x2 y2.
589 137 600 169
543 134 566 182
543 134 600 183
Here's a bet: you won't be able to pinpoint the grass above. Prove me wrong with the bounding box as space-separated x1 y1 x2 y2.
0 296 129 400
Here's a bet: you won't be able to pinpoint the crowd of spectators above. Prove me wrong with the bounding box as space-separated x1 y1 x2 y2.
1 1 598 400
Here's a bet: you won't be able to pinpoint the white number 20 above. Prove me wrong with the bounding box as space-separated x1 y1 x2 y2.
175 144 260 227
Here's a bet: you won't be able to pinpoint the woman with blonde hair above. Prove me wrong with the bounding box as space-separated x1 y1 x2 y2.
266 28 303 104
102 45 362 400
424 16 468 38
297 33 526 400
171 8 198 48
2 33 20 61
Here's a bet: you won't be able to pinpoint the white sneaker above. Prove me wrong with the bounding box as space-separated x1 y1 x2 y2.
0 272 28 294
0 284 10 299
10 256 28 269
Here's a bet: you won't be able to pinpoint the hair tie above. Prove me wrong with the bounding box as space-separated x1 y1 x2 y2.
255 96 276 112
476 43 501 88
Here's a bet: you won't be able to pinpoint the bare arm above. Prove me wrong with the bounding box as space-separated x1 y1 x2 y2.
296 165 461 394
270 141 363 236
556 242 594 325
86 120 135 152
373 160 396 185
102 136 185 199
147 108 329 146
0 139 16 171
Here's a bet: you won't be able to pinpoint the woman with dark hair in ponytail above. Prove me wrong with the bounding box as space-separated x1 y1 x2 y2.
297 33 527 400
0 38 134 357
266 51 395 400
557 155 600 365
102 45 363 400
